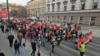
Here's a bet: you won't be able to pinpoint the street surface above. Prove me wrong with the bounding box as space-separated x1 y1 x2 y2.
0 25 100 56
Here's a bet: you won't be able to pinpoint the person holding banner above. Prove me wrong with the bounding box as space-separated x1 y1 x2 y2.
88 31 92 42
76 37 82 49
80 42 86 56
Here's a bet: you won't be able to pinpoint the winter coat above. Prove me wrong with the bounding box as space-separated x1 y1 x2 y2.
31 42 36 52
0 52 5 56
7 35 14 41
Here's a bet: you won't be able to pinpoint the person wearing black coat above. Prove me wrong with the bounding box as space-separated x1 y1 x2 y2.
7 34 14 47
0 24 4 33
14 39 20 55
0 49 5 56
31 40 36 56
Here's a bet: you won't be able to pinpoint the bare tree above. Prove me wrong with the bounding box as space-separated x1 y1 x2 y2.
9 6 27 18
17 6 27 18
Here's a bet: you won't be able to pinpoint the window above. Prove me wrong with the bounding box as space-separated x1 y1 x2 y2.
58 6 60 11
63 16 66 23
64 6 67 11
91 17 95 21
70 16 73 23
90 17 96 25
63 2 67 11
58 16 59 19
72 5 75 11
71 16 73 20
64 16 66 20
52 16 54 22
93 0 98 9
81 0 86 2
48 16 49 20
80 16 83 20
93 3 98 9
52 16 54 19
57 2 61 11
52 0 55 2
81 2 85 10
79 16 83 24
81 0 86 10
47 4 50 12
52 4 55 12
63 1 67 11
70 0 76 11
57 16 60 22
70 0 77 3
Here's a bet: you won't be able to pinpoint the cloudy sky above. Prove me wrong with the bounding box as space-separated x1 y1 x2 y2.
0 0 30 6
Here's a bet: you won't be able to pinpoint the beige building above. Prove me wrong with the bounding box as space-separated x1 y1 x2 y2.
45 0 100 26
26 0 37 17
26 0 46 20
39 0 46 19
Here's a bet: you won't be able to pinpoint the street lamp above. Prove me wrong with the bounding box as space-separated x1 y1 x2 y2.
6 0 10 20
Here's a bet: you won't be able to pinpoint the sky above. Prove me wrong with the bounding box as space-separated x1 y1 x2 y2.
0 0 30 6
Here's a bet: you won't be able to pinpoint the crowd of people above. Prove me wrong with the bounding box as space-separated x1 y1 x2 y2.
0 19 92 56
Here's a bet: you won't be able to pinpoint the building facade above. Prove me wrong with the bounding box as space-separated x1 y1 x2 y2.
45 0 100 26
0 4 2 18
26 0 46 20
0 4 2 9
26 0 37 17
0 3 27 18
39 0 46 20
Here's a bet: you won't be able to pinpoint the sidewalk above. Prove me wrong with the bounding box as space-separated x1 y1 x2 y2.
0 29 48 56
12 31 48 56
80 25 100 37
71 24 100 37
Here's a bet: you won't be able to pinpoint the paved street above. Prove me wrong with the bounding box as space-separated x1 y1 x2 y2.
42 36 100 56
1 0 100 56
0 26 100 56
0 29 48 56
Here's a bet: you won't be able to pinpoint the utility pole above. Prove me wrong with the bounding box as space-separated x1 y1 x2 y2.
36 0 40 21
6 0 10 21
36 10 39 21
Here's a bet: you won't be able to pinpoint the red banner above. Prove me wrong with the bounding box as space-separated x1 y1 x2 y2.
77 31 92 49
1 10 8 19
12 19 17 23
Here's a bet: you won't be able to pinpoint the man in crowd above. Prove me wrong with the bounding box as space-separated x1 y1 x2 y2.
0 24 4 33
31 39 36 56
7 33 14 47
0 49 5 56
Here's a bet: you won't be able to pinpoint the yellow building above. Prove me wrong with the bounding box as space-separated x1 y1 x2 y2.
26 0 46 20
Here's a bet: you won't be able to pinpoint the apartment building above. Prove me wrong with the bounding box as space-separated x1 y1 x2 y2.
45 0 100 26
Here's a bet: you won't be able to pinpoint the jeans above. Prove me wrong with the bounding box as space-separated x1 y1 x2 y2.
15 48 20 55
9 40 13 47
31 50 36 56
